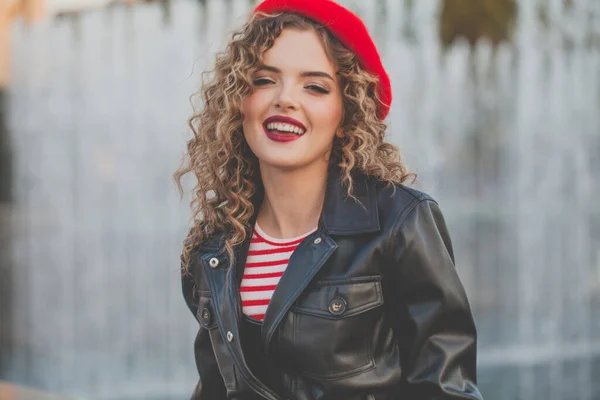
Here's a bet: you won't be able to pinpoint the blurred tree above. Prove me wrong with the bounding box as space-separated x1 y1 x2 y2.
439 0 517 49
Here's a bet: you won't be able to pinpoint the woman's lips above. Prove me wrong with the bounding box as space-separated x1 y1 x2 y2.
263 115 307 132
262 126 303 142
262 115 307 142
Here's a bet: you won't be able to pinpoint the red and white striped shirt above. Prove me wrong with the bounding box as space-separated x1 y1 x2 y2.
240 223 317 321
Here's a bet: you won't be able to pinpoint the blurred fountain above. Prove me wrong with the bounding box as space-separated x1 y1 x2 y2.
1 0 599 398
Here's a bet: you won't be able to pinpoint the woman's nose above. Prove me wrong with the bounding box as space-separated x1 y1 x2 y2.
274 85 299 110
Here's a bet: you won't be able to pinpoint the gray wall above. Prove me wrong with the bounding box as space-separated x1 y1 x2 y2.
1 0 600 399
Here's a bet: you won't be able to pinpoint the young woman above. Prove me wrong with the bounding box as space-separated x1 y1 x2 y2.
175 0 483 399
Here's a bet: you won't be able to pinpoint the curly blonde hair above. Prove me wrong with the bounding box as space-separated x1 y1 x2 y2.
175 12 415 271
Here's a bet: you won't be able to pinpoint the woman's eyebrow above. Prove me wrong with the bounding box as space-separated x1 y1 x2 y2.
300 71 335 81
258 65 335 82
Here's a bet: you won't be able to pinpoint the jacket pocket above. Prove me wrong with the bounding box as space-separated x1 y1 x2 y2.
289 275 383 380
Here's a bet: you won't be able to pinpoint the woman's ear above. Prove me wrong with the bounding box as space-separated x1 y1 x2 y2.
335 127 344 138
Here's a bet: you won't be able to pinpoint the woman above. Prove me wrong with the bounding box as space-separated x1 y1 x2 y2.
175 0 483 399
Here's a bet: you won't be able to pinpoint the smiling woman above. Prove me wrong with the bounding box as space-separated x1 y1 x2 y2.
174 1 483 399
241 28 343 170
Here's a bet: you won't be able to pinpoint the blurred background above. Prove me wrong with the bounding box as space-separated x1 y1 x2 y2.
0 0 599 399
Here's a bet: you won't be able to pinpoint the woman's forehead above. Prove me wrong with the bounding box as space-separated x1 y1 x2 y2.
261 28 337 76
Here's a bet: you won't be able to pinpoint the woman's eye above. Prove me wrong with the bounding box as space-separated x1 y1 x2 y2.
253 78 274 86
306 85 330 94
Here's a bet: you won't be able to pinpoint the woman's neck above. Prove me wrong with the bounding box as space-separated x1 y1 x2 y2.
257 162 328 239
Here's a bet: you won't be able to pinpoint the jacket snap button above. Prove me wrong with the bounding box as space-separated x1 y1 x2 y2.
313 237 322 244
209 257 219 268
201 308 212 325
328 297 347 316
226 331 234 342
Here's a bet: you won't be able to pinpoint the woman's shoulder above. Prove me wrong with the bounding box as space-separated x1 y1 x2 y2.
180 225 224 304
365 175 448 235
368 178 453 258
183 225 227 252
369 176 437 211
180 225 227 277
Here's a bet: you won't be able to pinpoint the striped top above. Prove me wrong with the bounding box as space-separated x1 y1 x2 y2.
240 223 317 322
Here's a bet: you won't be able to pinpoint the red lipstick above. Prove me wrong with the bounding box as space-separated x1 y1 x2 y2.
262 115 307 143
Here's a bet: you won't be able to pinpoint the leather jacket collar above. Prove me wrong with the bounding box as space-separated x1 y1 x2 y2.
319 167 380 235
197 166 381 252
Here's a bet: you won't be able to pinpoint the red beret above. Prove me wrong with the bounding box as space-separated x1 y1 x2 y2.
253 0 392 120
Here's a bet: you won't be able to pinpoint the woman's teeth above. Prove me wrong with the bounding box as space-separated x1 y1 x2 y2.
266 123 305 135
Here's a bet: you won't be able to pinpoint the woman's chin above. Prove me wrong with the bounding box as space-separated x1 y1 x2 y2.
258 157 306 171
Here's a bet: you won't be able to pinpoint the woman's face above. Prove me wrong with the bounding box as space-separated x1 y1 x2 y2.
241 28 343 171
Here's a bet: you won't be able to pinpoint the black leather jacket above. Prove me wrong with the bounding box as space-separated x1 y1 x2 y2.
181 169 483 400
